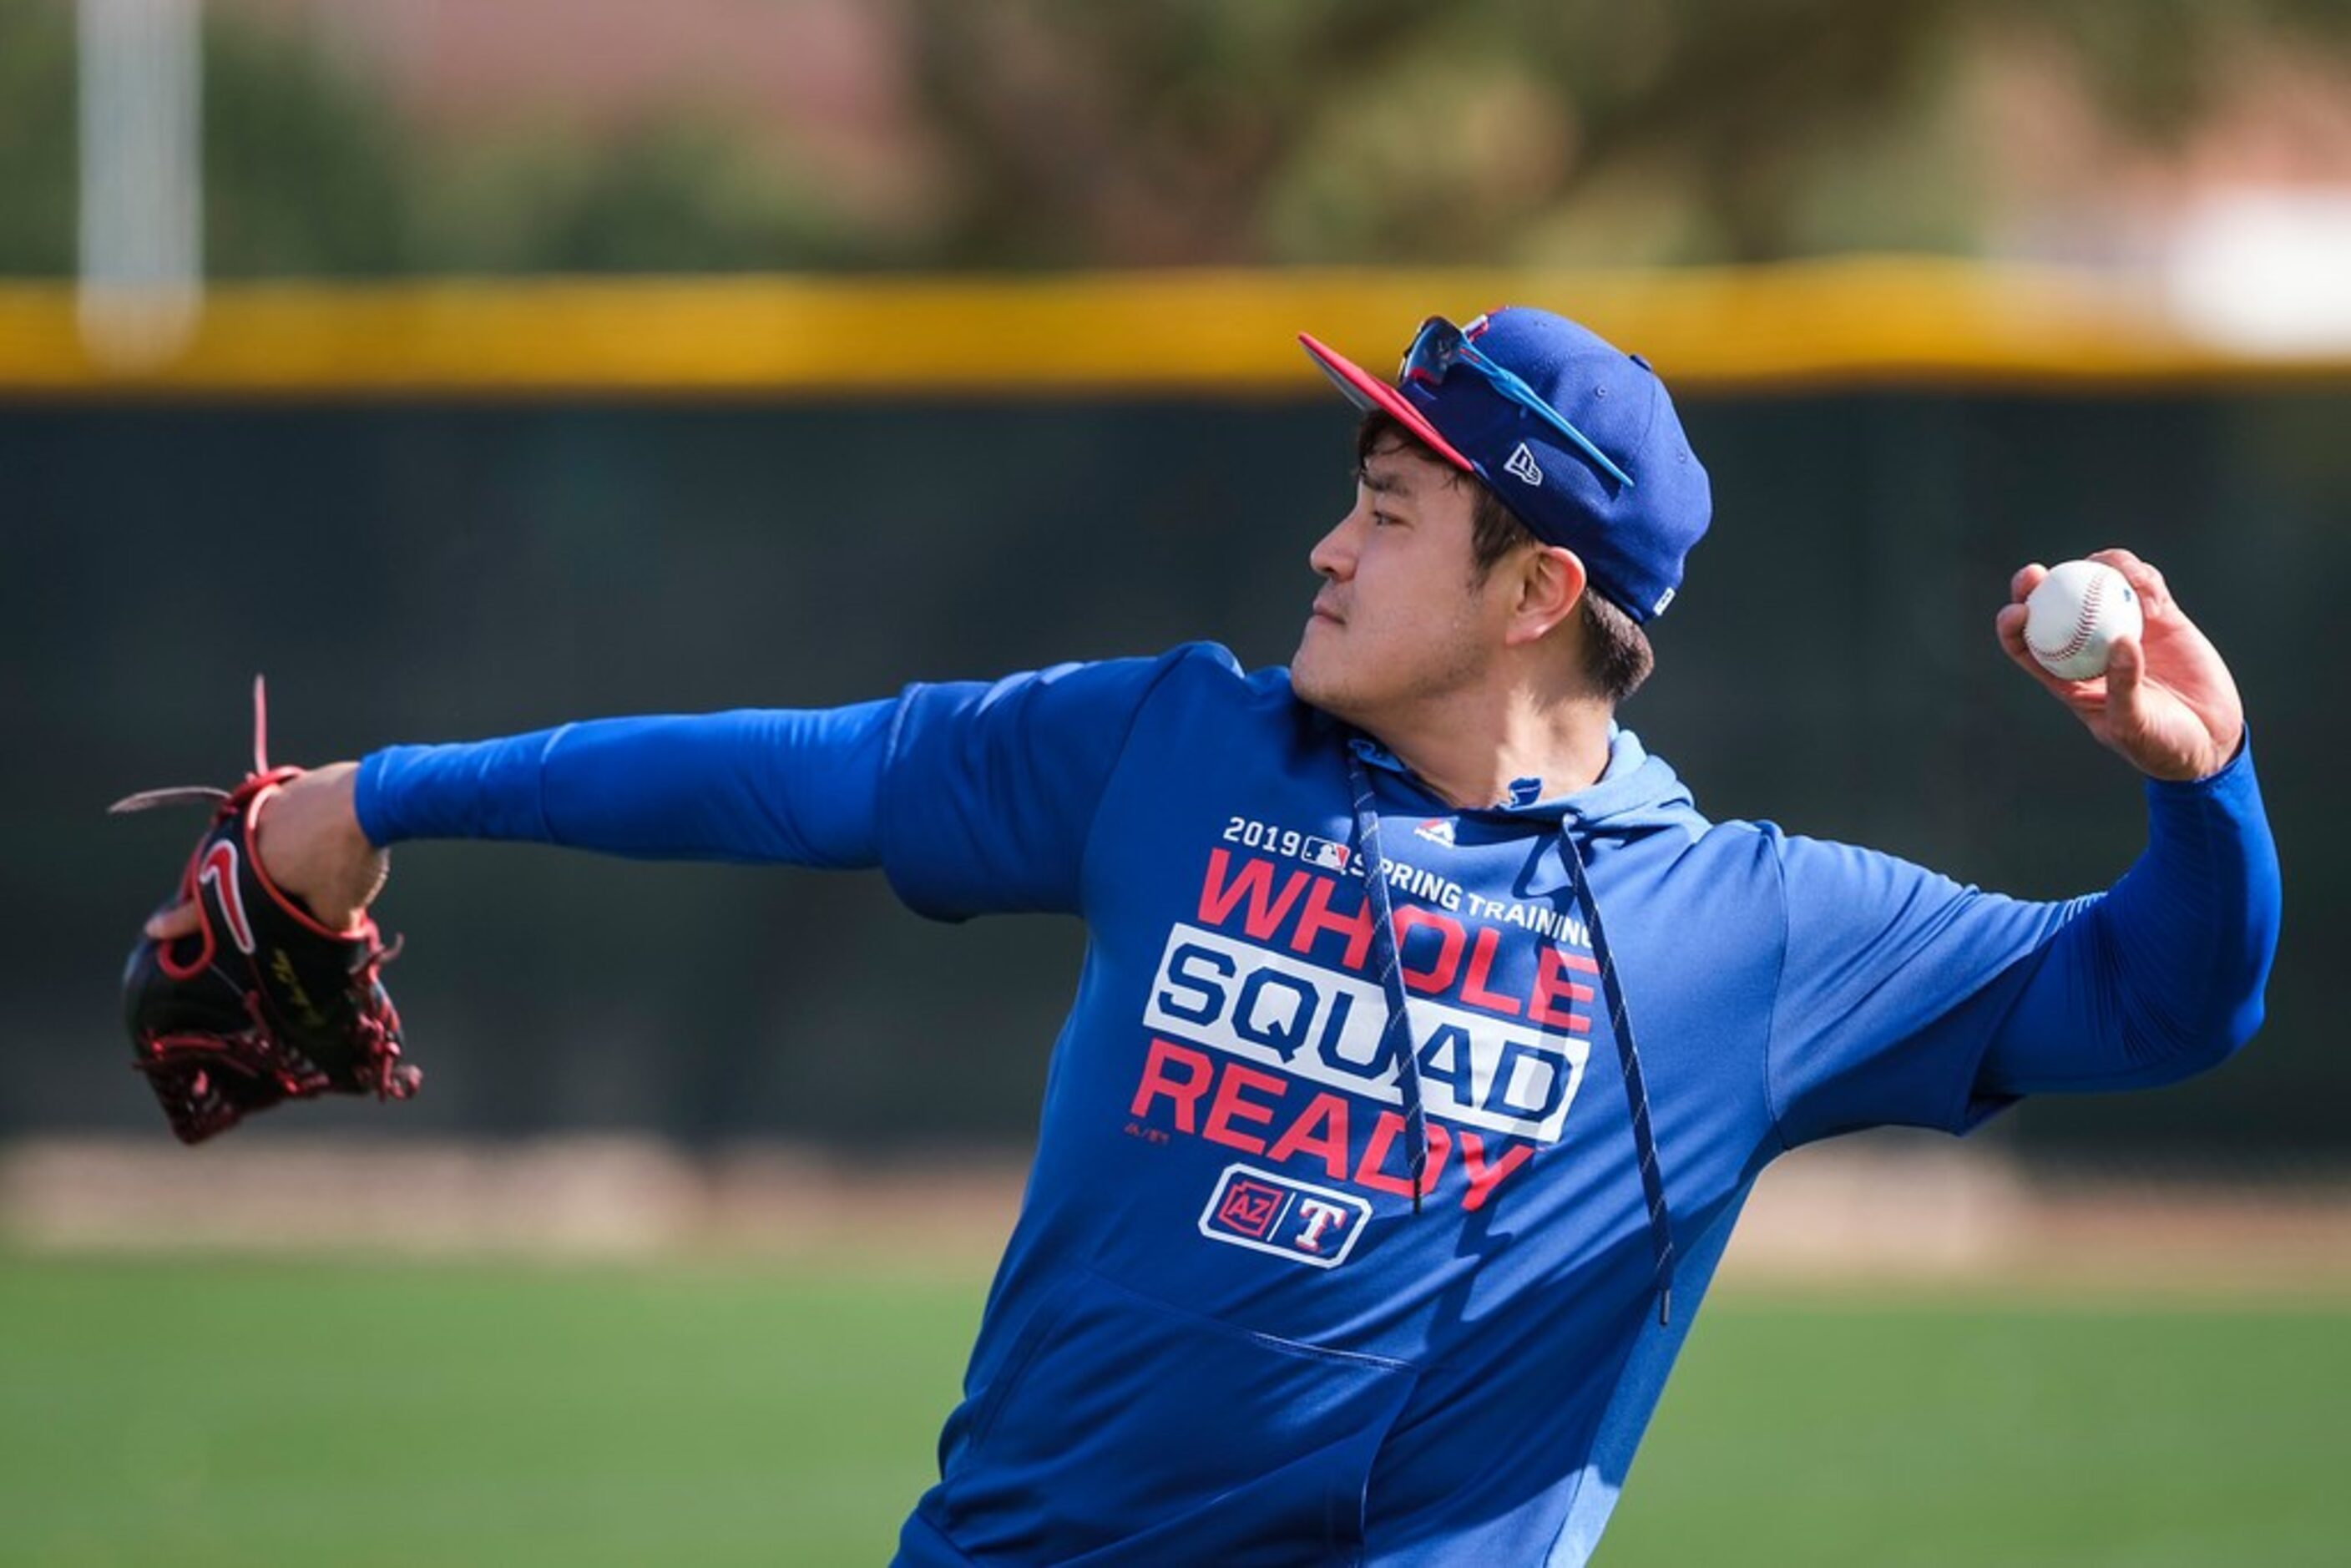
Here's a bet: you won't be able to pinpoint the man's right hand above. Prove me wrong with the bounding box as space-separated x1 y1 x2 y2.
144 762 385 939
1992 549 2245 783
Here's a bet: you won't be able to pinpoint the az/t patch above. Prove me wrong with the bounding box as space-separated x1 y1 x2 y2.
1198 1164 1371 1269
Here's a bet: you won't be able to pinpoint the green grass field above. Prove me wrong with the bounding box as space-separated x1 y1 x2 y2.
2 1252 2343 1565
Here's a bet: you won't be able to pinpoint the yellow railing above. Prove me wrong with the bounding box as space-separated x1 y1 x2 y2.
4 258 2346 397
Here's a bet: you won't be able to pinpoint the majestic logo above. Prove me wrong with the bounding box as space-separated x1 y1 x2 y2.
1504 442 1544 487
1200 1164 1371 1268
198 840 256 954
1413 818 1455 848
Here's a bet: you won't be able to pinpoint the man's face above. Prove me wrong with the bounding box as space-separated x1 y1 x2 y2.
1292 436 1516 729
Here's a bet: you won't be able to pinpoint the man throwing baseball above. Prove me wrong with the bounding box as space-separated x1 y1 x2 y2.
139 307 2279 1564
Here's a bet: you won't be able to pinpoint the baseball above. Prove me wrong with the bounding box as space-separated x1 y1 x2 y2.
2024 559 2142 680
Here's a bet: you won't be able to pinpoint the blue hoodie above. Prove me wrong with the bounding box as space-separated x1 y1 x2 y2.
358 642 2279 1565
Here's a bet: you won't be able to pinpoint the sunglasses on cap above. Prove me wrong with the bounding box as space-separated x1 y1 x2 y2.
1400 316 1636 490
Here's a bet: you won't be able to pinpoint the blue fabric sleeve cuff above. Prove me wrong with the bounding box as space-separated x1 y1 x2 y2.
2144 725 2253 804
352 751 392 847
354 731 564 847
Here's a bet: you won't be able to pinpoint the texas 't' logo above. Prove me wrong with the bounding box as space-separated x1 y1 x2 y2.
1199 1165 1371 1269
198 840 258 954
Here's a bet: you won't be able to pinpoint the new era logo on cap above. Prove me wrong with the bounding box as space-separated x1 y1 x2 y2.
1504 442 1544 488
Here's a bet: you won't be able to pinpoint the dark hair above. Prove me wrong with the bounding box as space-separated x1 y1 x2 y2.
1353 412 1655 703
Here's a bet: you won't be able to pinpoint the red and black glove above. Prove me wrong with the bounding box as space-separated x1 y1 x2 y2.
113 679 420 1144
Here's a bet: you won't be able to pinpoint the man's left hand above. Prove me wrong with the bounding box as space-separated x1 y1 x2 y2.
1995 548 2245 782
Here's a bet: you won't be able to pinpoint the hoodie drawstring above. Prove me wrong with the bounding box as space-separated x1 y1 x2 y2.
1346 750 1432 1212
1558 827 1676 1326
1345 749 1676 1323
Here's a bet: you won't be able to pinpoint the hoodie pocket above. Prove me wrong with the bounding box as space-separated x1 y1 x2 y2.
946 1270 1418 1566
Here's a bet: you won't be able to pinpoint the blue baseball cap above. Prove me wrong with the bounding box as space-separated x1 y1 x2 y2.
1299 307 1711 621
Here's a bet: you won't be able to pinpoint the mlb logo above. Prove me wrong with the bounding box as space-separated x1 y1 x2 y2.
1199 1165 1373 1270
1300 836 1351 872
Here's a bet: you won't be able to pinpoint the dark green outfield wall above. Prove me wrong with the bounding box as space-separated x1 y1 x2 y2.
4 390 2343 1161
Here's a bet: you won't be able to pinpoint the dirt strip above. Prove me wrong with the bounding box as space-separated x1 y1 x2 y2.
5 1135 2347 1290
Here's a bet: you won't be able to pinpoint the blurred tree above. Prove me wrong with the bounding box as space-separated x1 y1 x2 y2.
0 0 877 279
410 119 878 274
901 0 2351 266
0 0 78 273
207 13 871 276
4 0 2347 277
205 9 413 275
2044 0 2351 138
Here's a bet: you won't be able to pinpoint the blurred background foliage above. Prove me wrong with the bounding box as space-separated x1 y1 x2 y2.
3 0 2348 277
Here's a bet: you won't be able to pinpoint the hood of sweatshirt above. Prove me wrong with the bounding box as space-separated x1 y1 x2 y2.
1342 722 1691 1318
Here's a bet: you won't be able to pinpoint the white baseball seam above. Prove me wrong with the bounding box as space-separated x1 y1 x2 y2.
2029 573 2105 664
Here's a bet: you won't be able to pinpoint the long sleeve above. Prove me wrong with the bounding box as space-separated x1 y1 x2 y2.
351 645 1219 913
1767 740 2279 1148
1975 739 2279 1095
354 701 897 867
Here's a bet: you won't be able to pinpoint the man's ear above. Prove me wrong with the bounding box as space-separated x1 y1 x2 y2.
1504 545 1588 646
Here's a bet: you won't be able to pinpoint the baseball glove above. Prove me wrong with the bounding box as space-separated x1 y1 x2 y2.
111 677 420 1144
